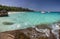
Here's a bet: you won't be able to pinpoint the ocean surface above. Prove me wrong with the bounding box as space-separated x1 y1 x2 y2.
0 12 60 32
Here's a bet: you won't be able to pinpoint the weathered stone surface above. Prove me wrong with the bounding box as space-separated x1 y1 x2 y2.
0 10 8 17
0 24 60 39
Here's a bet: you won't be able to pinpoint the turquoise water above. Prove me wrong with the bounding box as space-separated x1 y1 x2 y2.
0 12 60 32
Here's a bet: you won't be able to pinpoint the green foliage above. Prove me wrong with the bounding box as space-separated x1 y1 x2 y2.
0 5 34 12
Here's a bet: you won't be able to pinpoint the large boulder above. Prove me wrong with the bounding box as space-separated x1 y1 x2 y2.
0 25 57 39
0 10 8 17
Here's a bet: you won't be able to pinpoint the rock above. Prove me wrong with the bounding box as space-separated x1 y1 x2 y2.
0 24 59 39
0 10 8 17
3 22 14 25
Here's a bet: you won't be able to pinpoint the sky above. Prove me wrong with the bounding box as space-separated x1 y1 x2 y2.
0 0 60 11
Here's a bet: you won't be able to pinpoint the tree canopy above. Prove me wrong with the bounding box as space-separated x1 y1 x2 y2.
0 5 34 12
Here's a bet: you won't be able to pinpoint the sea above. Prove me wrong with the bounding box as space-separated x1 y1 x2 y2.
0 12 60 32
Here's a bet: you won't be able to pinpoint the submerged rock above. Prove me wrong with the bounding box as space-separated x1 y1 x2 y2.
3 22 14 25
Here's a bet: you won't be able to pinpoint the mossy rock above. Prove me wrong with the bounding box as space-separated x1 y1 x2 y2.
3 22 14 25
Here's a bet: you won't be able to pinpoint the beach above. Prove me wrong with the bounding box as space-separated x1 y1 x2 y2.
0 12 60 39
8 12 26 14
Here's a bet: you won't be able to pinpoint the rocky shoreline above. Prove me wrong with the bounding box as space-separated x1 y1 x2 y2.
0 23 60 39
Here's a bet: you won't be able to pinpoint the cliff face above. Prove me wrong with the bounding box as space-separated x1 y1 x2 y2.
0 24 60 39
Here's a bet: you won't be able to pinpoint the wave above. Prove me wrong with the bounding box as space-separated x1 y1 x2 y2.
34 23 60 39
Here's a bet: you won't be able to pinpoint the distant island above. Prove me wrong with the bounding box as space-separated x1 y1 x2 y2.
0 5 34 12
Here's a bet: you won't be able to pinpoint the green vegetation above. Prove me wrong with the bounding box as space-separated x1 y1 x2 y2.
0 5 34 12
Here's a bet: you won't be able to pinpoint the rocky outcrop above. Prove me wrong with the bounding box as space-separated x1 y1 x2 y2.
0 24 60 39
0 10 8 17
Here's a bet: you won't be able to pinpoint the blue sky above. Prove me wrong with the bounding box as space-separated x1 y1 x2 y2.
0 0 60 11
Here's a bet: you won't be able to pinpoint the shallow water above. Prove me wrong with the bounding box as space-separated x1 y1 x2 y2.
0 12 60 32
